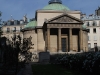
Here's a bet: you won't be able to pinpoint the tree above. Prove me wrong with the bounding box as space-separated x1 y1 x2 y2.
0 11 1 23
0 11 2 37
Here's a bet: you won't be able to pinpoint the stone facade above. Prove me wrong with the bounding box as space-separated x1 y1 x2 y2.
1 23 25 41
1 16 27 41
82 14 100 51
22 11 88 53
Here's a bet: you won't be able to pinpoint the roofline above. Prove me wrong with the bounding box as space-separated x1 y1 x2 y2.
21 26 43 32
82 19 100 21
36 10 81 14
45 22 83 24
2 24 25 27
21 28 35 32
35 26 43 29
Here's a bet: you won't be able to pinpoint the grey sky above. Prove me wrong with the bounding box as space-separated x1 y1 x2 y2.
0 0 100 21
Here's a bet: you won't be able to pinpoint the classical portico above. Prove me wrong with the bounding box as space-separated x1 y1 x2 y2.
43 14 85 52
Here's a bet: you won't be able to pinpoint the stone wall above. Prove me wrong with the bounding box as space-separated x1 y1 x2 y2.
83 31 88 52
23 30 37 52
50 35 57 52
72 35 78 51
37 10 81 26
37 29 45 52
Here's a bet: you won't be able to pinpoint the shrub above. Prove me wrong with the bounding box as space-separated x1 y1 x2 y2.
53 52 100 74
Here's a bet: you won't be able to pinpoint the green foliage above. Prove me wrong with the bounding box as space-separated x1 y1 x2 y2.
53 52 100 74
0 35 34 74
0 11 2 37
0 30 3 37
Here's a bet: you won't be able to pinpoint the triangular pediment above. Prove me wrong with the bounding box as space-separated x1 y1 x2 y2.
45 14 83 23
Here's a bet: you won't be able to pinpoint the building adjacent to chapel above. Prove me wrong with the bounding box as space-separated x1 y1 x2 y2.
81 7 100 51
22 0 88 53
1 16 27 41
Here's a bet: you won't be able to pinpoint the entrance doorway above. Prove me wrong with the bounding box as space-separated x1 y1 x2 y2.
61 38 67 52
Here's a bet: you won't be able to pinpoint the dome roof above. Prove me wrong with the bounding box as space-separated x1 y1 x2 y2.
43 0 70 10
24 20 37 29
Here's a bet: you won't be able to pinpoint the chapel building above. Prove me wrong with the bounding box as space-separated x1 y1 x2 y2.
22 0 88 53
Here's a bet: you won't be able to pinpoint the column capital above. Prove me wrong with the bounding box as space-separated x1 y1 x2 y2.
69 28 73 30
58 28 61 30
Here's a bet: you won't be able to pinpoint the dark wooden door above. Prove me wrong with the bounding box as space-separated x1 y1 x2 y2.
61 38 66 52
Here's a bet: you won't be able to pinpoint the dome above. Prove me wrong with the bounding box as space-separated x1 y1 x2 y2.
43 0 70 10
24 20 37 29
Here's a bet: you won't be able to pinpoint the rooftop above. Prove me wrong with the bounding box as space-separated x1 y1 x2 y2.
81 15 100 20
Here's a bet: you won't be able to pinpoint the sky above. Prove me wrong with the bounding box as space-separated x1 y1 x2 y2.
0 0 100 21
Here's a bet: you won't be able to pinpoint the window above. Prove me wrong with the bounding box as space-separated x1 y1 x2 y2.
87 29 90 33
94 43 97 47
94 36 97 41
20 27 22 31
88 43 91 48
93 28 96 33
13 27 16 32
93 21 97 26
87 22 89 26
7 28 10 32
88 36 90 41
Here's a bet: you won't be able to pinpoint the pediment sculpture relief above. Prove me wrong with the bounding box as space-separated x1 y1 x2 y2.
50 16 78 23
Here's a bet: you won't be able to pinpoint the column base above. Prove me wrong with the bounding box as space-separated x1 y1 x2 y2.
58 50 62 52
69 50 74 52
80 50 84 52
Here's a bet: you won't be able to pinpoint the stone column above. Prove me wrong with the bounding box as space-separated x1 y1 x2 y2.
69 28 73 51
58 28 61 52
47 28 50 51
79 29 83 51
